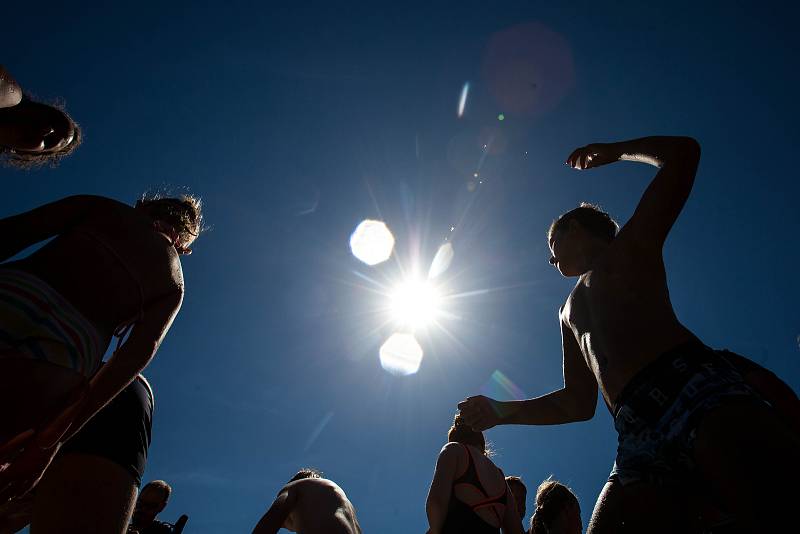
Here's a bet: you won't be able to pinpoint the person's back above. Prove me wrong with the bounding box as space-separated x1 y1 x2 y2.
10 195 184 344
252 469 361 534
282 478 361 534
427 414 523 534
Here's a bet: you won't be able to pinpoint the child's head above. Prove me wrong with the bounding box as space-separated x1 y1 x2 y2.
0 96 81 168
448 413 487 455
136 193 204 254
548 203 618 276
530 478 581 534
506 475 528 519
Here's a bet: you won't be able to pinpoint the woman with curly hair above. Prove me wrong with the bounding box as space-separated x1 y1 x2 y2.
426 413 524 534
0 65 81 168
0 192 202 504
529 478 581 534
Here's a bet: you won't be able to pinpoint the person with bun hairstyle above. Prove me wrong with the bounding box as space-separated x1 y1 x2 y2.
426 413 524 534
529 478 581 534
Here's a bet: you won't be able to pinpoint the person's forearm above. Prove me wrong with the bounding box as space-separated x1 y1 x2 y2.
497 388 592 425
612 136 700 168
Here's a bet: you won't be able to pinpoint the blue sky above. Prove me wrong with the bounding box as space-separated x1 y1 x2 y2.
4 1 799 532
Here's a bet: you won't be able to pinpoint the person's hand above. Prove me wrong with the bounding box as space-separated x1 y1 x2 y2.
457 395 503 431
0 441 60 504
565 143 623 170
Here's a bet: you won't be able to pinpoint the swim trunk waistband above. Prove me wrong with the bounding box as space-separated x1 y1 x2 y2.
0 268 103 377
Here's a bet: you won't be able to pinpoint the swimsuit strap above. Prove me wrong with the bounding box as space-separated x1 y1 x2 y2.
454 444 507 524
75 228 146 349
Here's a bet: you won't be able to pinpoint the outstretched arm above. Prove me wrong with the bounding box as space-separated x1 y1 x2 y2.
0 195 97 262
252 489 296 534
566 136 701 247
459 318 597 431
0 66 23 109
426 443 459 534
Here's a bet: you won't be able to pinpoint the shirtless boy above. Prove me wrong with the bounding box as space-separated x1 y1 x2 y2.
458 136 800 533
251 469 362 534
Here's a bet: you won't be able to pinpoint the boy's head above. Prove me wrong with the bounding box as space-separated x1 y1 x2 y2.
548 203 618 276
505 475 528 519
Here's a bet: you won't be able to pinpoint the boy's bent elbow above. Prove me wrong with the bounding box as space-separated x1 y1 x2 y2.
678 136 701 161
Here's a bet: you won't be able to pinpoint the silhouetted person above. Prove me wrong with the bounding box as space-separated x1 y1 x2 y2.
426 414 524 534
505 476 527 522
0 65 81 168
0 194 202 502
252 469 362 534
458 136 800 533
529 478 581 534
129 480 173 534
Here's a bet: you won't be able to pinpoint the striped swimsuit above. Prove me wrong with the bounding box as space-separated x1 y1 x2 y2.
0 268 103 377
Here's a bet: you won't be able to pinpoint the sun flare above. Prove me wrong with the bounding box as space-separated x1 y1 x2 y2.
389 278 442 329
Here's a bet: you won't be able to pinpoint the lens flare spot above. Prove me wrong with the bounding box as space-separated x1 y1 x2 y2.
428 243 454 279
458 82 470 118
389 278 441 328
349 219 395 266
480 369 527 400
380 332 424 376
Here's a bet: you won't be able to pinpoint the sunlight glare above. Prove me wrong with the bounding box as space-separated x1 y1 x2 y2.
389 278 441 328
349 219 395 266
380 332 424 375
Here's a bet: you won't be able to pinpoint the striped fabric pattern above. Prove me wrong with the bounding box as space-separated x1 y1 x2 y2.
0 269 102 377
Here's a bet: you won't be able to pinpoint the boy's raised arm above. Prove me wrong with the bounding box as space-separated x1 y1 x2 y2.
567 136 701 247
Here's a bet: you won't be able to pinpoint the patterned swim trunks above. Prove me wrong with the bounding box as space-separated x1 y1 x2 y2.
609 340 765 487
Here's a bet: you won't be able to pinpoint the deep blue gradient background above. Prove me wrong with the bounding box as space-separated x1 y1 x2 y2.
3 1 799 532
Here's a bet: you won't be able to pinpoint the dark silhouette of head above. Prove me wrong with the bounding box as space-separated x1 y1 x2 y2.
447 413 487 455
0 96 81 168
547 203 618 276
530 478 581 534
132 480 172 526
135 193 204 255
506 475 528 520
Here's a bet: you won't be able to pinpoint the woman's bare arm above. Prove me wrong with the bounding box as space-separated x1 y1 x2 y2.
426 443 459 534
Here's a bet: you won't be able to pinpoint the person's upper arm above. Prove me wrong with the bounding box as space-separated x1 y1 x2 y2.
622 137 701 247
252 488 296 534
426 443 460 528
561 314 598 421
0 65 23 108
0 195 99 262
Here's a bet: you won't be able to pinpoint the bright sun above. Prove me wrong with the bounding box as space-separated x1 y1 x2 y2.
389 278 442 329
